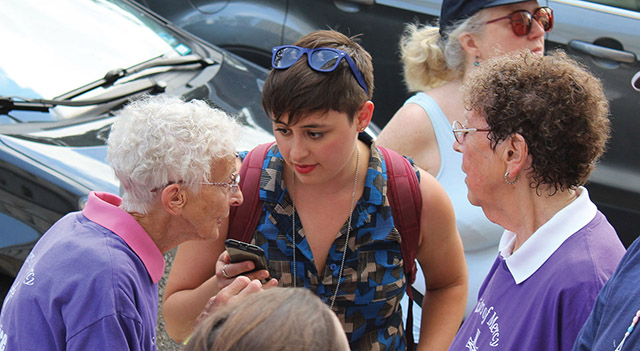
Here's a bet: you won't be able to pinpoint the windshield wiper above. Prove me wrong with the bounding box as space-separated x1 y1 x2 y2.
1 78 167 114
55 54 216 100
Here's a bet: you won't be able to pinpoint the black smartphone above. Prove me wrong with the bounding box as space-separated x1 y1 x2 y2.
224 239 269 274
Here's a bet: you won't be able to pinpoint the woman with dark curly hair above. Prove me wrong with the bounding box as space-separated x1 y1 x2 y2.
377 0 553 333
448 50 626 351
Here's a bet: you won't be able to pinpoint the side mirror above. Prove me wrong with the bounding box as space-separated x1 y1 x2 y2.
633 71 640 92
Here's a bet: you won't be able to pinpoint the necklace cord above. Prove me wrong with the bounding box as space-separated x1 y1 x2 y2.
290 145 360 310
615 309 640 351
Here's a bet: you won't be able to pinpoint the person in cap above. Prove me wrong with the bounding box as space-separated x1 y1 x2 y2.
376 0 554 340
448 50 624 351
0 94 261 350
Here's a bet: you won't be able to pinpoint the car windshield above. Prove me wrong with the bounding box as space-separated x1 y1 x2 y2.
0 0 192 122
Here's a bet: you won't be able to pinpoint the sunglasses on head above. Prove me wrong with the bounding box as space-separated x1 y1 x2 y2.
486 7 553 37
271 45 369 95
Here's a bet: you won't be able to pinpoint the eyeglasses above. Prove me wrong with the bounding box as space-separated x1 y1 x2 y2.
452 120 490 144
198 173 241 194
271 45 369 95
150 174 240 194
485 7 553 37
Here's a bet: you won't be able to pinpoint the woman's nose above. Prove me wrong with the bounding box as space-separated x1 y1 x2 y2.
453 140 463 153
529 17 546 38
230 187 243 207
290 137 309 161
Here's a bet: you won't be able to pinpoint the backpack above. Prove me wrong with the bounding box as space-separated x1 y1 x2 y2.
227 142 422 349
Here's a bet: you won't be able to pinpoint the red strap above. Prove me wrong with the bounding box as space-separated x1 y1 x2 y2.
379 147 422 291
227 142 274 242
379 146 422 351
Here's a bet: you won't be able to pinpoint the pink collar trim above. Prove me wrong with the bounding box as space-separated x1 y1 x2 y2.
83 191 165 284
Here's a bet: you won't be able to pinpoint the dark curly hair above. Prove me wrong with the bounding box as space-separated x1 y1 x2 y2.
462 50 610 193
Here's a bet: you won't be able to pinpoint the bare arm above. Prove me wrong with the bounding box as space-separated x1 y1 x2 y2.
414 169 468 351
162 235 225 342
162 157 277 342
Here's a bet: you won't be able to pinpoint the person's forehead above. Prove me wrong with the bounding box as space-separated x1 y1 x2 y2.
209 157 235 175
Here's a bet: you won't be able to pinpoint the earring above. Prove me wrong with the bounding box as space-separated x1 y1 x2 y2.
504 171 518 185
474 56 480 67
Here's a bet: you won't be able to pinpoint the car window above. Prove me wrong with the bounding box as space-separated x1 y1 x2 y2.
583 0 639 12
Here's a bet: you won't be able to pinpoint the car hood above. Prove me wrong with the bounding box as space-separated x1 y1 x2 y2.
0 117 120 195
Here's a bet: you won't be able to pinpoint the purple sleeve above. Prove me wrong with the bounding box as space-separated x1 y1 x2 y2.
67 314 146 351
558 277 609 351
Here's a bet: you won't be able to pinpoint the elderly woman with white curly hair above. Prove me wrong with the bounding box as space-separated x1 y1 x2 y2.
0 94 262 351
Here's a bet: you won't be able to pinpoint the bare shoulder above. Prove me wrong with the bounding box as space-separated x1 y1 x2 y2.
377 102 436 159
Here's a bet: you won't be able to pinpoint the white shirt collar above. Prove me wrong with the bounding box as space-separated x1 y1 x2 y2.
498 186 597 284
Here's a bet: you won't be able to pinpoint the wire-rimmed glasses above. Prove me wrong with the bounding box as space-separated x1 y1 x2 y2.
151 173 240 194
452 120 491 144
198 173 241 194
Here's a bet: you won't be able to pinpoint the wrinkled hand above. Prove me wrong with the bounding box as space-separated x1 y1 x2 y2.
193 276 262 329
215 250 276 290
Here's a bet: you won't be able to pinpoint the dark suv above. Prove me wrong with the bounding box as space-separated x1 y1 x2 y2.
0 0 275 301
136 0 640 247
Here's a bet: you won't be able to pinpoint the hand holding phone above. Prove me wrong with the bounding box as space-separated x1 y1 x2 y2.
224 239 269 275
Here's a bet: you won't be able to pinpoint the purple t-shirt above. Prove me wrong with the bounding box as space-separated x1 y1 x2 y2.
0 192 164 350
449 188 625 351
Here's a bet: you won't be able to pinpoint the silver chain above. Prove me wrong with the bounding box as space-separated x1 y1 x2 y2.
291 144 360 310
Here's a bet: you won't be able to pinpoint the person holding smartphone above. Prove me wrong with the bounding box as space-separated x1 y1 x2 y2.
162 29 467 350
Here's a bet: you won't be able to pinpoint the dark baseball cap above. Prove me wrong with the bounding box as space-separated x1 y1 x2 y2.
439 0 533 35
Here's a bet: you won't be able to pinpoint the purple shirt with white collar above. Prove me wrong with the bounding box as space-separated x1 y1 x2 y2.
0 192 164 351
449 187 625 351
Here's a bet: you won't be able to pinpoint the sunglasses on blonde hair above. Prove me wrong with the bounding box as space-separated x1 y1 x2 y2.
486 7 553 37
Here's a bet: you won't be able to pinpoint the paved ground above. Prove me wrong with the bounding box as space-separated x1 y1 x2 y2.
157 248 183 351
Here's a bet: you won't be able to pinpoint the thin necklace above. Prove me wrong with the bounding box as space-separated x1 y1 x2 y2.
614 308 640 351
291 145 360 310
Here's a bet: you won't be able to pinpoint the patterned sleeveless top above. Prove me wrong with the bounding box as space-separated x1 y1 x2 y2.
239 140 414 350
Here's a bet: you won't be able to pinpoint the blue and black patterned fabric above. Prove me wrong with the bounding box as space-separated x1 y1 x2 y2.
238 140 417 351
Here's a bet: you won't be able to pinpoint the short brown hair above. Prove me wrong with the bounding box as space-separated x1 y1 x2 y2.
262 30 374 125
463 50 610 192
183 288 346 351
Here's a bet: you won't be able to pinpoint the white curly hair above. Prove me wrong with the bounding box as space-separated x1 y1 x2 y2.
107 94 242 214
